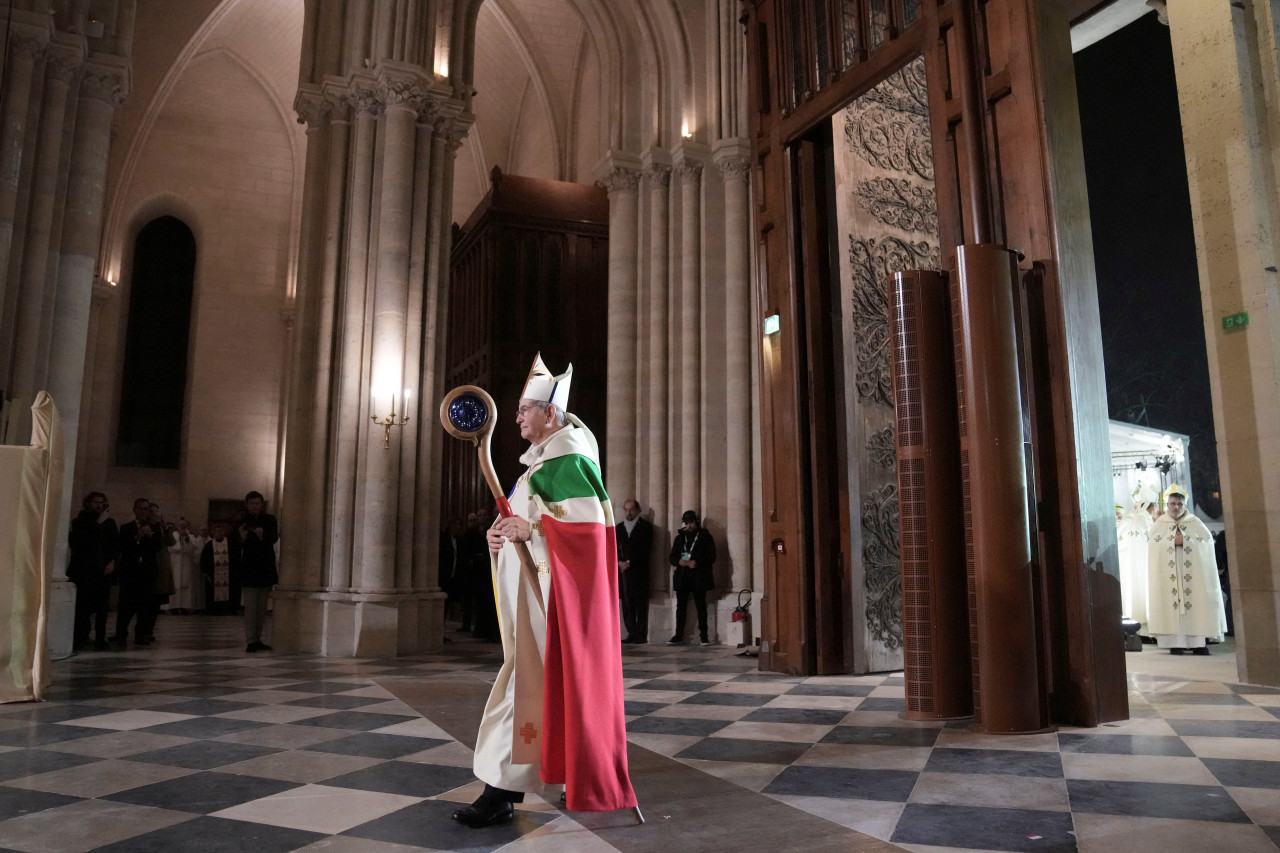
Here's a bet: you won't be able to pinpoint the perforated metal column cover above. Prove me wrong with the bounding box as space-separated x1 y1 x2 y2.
889 269 971 721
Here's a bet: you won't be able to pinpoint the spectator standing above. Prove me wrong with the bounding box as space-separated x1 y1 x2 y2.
67 492 118 651
201 523 240 615
113 498 162 646
616 498 654 644
238 491 279 652
668 509 716 646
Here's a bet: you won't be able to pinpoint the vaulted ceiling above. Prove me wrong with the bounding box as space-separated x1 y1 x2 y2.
451 0 606 223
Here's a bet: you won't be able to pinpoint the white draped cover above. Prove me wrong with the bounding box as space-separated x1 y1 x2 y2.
0 393 62 702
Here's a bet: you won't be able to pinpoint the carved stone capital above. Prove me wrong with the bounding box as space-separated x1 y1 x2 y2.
644 164 672 189
79 67 127 106
9 32 48 62
716 156 750 182
293 88 333 127
45 44 84 84
596 166 641 195
348 84 383 116
439 117 469 152
674 160 703 184
380 78 426 112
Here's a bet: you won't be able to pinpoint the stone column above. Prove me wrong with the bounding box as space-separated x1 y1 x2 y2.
278 58 467 657
715 140 753 592
358 90 417 593
1169 0 1280 686
329 85 379 592
0 25 47 339
8 45 81 442
643 153 672 526
674 147 705 514
595 153 642 505
278 89 335 594
46 63 126 577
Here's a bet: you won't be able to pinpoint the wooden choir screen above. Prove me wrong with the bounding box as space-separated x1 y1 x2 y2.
441 168 609 527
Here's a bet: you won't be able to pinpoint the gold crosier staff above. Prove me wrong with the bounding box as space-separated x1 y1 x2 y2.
438 385 546 615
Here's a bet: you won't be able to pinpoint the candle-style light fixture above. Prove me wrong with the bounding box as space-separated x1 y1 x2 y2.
372 388 411 448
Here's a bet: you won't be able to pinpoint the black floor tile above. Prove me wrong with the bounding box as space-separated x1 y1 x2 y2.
152 685 247 699
306 733 447 759
0 787 80 820
324 759 475 797
891 803 1077 852
271 680 370 694
626 716 732 736
821 725 940 748
742 707 849 726
129 740 283 770
0 748 95 782
855 697 905 712
89 814 324 852
0 703 112 723
679 662 760 673
1229 683 1280 695
624 700 667 717
1067 779 1250 822
138 716 268 739
1147 692 1253 706
343 798 554 851
677 692 768 707
1169 720 1280 740
1202 757 1280 789
675 736 811 765
763 765 917 802
1058 734 1194 756
926 747 1063 778
290 710 416 730
154 699 261 716
0 724 110 748
1262 825 1280 847
103 770 299 813
630 680 720 692
281 694 387 710
786 683 874 697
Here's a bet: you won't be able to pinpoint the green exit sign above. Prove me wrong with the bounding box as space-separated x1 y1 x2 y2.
1222 311 1249 330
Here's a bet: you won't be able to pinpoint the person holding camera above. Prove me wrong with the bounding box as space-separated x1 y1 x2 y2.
668 509 716 646
112 497 163 647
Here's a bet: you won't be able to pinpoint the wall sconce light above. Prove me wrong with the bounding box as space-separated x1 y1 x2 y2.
372 388 411 448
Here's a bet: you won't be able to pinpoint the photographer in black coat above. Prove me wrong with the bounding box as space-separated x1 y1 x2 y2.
113 497 162 646
668 509 716 645
238 491 278 652
68 492 118 650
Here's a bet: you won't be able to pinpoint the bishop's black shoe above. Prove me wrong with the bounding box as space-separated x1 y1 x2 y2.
452 789 516 828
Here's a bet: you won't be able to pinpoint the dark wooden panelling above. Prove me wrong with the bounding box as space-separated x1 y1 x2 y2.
442 169 609 522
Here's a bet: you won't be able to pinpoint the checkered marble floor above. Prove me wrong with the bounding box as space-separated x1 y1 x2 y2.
0 615 1277 852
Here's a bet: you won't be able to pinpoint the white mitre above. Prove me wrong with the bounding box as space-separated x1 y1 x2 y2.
1133 482 1159 507
522 352 572 410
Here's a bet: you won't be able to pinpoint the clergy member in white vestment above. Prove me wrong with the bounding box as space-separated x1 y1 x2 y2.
1145 484 1227 654
1117 482 1158 631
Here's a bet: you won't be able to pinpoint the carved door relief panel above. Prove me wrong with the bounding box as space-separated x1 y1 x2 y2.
830 55 940 672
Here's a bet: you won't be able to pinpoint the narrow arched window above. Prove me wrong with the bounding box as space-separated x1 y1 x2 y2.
115 216 196 469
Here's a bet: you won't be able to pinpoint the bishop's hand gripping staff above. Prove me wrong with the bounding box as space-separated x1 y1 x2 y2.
438 385 546 615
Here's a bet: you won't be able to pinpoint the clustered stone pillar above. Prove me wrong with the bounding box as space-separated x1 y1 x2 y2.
716 141 754 593
675 147 705 515
0 9 131 656
276 61 469 657
644 154 672 532
597 156 642 505
1168 0 1280 686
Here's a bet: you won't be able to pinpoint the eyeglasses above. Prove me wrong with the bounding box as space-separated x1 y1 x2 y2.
515 403 544 418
